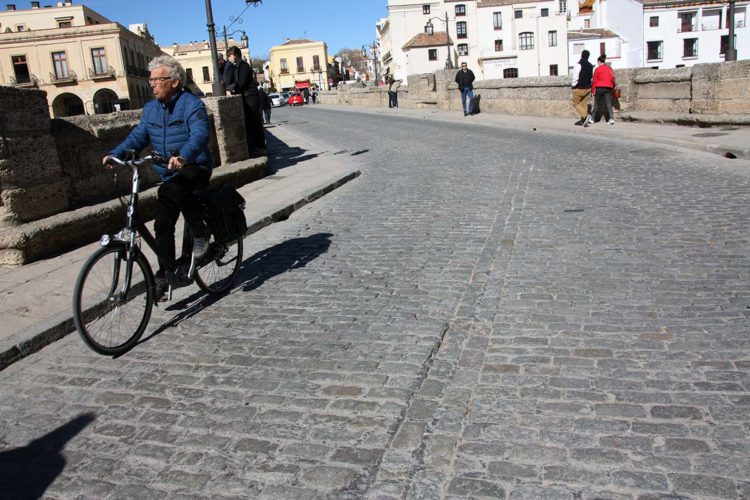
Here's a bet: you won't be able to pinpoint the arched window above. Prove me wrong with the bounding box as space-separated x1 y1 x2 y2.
519 32 534 50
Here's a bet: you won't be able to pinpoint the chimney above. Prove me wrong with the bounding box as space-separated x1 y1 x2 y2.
6 4 16 10
31 1 39 7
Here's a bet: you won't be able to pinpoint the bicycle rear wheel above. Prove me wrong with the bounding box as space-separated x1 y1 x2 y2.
195 236 243 295
73 245 154 356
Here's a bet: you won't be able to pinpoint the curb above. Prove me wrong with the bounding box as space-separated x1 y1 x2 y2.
0 168 360 371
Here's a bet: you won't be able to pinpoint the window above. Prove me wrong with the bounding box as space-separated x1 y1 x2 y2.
679 11 696 32
423 5 430 14
503 68 518 78
548 30 558 47
519 32 534 50
493 12 502 30
541 8 549 17
702 9 721 30
91 47 107 75
186 68 194 82
457 44 468 56
296 56 304 73
455 4 466 16
584 19 591 28
550 64 558 76
515 10 523 19
202 66 210 81
573 43 585 55
428 48 437 61
52 51 69 79
15 24 25 31
720 34 736 54
280 58 288 73
650 16 659 27
647 40 663 60
559 0 567 12
457 21 467 39
683 38 698 58
12 54 30 84
494 39 504 52
600 42 606 56
313 55 321 71
56 18 72 28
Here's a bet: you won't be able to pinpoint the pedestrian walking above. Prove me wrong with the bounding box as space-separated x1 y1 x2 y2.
585 55 616 127
388 77 402 108
311 89 317 104
571 50 594 126
226 46 266 153
261 88 272 125
455 62 476 116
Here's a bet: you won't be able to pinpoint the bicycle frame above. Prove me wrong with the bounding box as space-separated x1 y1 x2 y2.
101 155 197 302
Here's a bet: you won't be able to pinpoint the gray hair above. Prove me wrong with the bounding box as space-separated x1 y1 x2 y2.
148 55 186 87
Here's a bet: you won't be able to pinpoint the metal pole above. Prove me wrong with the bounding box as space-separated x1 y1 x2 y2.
445 12 453 69
223 25 228 58
373 43 379 85
204 0 225 96
726 0 737 61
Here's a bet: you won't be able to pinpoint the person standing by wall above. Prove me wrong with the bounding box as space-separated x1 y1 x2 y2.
571 50 594 126
226 46 266 154
388 77 402 108
261 88 272 125
585 55 617 127
455 63 476 116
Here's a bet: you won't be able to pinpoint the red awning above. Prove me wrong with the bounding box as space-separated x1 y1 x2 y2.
295 81 310 89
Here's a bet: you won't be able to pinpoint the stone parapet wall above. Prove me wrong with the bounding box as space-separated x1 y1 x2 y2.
319 60 750 119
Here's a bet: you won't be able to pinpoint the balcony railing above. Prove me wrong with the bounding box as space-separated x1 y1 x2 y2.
280 69 289 74
9 74 39 87
297 67 305 73
89 66 117 79
49 69 77 84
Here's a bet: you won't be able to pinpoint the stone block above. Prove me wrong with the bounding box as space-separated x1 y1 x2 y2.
0 135 66 187
202 95 248 164
0 87 51 134
0 178 71 224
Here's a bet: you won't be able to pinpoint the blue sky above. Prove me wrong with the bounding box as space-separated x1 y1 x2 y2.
81 0 388 57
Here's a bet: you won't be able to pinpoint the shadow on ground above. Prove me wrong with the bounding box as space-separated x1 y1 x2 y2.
0 413 95 499
139 233 333 346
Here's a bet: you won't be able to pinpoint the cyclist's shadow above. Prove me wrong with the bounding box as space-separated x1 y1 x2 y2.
139 232 333 345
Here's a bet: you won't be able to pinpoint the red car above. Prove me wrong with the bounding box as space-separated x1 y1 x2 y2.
288 93 304 106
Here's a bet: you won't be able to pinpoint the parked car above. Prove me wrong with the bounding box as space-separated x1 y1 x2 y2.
280 92 290 105
268 93 284 107
288 93 304 106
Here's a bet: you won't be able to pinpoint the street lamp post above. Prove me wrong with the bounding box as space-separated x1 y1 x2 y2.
203 0 262 96
424 12 454 69
726 0 738 61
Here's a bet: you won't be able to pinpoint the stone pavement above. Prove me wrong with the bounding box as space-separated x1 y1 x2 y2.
0 123 360 369
317 104 750 161
0 105 748 499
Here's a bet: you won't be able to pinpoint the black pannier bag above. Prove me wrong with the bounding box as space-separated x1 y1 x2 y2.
198 184 247 244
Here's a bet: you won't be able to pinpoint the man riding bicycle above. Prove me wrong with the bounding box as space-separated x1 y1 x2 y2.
103 55 212 300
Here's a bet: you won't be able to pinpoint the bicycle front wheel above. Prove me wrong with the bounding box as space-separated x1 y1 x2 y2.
195 236 243 295
73 245 154 356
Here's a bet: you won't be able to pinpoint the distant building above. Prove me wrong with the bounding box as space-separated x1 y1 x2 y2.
269 39 330 92
161 38 250 97
641 0 748 68
0 0 163 116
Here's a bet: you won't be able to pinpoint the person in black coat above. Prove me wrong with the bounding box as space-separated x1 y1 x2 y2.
226 46 266 153
455 63 476 116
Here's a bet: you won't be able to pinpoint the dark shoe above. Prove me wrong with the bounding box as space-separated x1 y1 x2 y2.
583 114 592 128
193 237 209 259
154 276 168 302
463 112 468 116
574 119 584 126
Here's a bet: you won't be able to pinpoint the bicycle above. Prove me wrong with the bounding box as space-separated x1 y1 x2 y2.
72 152 244 356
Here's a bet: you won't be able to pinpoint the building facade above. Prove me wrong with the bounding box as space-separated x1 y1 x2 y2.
161 38 250 96
0 1 163 116
642 0 748 68
268 39 329 92
383 0 569 81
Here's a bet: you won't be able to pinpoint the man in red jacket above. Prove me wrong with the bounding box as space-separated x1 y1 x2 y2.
585 55 617 127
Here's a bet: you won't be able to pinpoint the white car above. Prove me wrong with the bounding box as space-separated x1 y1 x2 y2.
268 93 284 107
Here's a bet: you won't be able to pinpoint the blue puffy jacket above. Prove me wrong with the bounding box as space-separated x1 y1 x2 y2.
109 90 212 181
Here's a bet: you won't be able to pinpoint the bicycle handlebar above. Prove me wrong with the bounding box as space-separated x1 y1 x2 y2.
104 153 165 169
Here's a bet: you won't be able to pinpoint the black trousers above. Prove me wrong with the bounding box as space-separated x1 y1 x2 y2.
154 166 210 274
243 93 266 151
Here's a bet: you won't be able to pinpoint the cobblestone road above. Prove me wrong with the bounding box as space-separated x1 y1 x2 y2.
1 106 749 499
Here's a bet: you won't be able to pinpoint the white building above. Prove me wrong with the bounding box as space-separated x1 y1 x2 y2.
475 0 569 79
642 0 748 68
382 0 570 80
566 0 644 69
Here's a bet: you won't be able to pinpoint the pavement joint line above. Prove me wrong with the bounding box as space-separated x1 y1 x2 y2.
0 158 360 371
